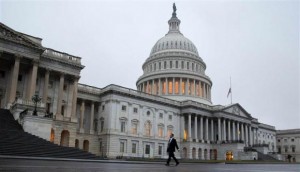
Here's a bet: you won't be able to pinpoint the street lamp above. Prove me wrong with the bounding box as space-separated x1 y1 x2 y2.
32 93 41 116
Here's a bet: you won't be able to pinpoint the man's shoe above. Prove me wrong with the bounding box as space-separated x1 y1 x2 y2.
165 164 170 166
176 162 179 166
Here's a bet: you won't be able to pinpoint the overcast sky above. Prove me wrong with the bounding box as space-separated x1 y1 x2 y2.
1 0 299 130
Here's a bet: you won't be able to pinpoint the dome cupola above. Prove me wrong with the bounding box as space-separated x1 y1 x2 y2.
136 3 213 105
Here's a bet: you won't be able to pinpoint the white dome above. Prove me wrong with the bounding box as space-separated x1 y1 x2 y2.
150 32 199 56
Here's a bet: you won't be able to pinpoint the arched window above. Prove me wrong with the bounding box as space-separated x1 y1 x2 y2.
83 140 89 151
50 128 55 143
60 130 70 147
157 124 164 138
131 119 139 135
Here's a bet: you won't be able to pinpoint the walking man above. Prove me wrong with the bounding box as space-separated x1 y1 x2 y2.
165 133 180 166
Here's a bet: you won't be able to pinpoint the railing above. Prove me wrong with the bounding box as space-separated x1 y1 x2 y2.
78 84 102 94
13 98 45 108
253 144 269 147
44 49 81 64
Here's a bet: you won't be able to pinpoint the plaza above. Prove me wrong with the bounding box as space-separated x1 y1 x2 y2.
0 157 299 172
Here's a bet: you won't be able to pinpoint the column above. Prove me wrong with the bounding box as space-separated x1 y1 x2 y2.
147 81 149 94
179 78 182 95
8 55 21 105
158 79 162 95
80 100 85 133
200 116 203 142
223 119 226 141
245 124 249 146
255 128 258 144
241 123 244 142
210 119 214 142
205 117 209 142
188 113 192 141
237 122 240 140
232 121 236 141
26 60 38 99
203 84 206 98
194 115 198 141
218 118 221 142
172 77 175 95
71 77 79 122
142 82 145 92
249 126 253 146
90 102 95 134
152 79 155 94
42 69 50 103
55 73 64 120
228 120 231 141
180 115 185 141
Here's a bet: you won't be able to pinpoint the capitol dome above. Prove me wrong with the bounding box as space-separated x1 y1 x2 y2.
136 4 212 105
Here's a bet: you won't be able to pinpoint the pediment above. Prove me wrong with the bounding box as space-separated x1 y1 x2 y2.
0 23 43 50
222 104 252 119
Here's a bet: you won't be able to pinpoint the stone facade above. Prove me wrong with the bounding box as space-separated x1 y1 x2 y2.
0 5 283 160
276 129 300 162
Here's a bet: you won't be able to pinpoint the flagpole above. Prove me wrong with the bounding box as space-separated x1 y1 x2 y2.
230 77 232 104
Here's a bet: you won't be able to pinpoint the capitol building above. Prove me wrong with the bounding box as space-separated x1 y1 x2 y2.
0 5 282 161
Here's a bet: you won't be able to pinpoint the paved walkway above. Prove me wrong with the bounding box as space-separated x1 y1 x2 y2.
0 157 299 172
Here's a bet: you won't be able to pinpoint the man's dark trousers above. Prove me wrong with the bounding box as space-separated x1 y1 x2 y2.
167 152 178 164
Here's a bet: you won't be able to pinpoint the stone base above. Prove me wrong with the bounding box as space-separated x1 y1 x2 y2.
79 128 84 133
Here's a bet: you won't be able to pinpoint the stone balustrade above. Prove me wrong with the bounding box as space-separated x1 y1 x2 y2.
44 49 81 64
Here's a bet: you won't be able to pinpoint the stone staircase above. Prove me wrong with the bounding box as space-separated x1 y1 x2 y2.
0 109 99 159
256 150 279 161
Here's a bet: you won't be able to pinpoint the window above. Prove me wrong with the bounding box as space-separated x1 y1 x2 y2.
187 62 189 69
167 126 173 137
169 115 172 120
285 147 288 153
278 139 280 142
145 145 150 154
176 61 178 68
159 113 163 118
192 63 194 71
291 138 294 142
150 64 152 71
99 141 103 152
147 111 150 116
102 105 105 111
132 143 137 153
154 63 156 70
158 126 163 137
181 61 184 69
122 105 126 111
133 108 138 113
63 84 67 91
170 61 173 68
292 146 295 152
158 145 163 155
164 61 167 69
131 121 138 135
120 142 125 153
18 75 22 81
284 139 287 142
121 121 126 132
159 62 161 69
0 70 5 78
61 105 65 116
144 121 151 136
100 120 104 132
278 147 281 153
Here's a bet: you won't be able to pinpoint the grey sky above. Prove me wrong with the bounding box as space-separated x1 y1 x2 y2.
1 0 299 130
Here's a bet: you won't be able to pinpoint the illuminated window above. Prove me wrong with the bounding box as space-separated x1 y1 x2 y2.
167 126 173 136
158 125 164 137
168 81 172 94
131 123 137 134
181 81 185 94
175 80 179 94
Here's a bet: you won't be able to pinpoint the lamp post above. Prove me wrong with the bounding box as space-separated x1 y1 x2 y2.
32 93 41 116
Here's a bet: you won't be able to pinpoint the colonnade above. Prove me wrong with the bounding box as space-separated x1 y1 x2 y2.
79 101 100 134
138 77 211 100
181 114 259 146
6 55 78 121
